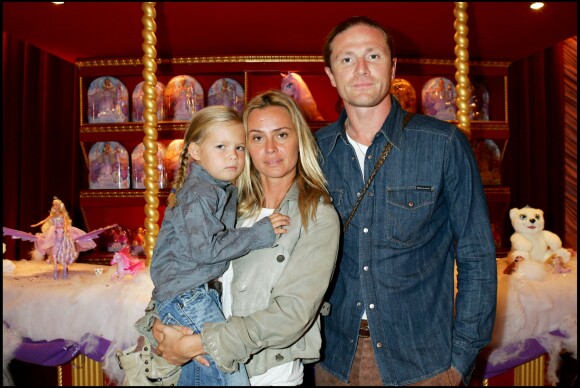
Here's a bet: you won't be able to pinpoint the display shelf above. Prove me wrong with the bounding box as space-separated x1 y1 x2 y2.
79 189 168 231
76 55 512 254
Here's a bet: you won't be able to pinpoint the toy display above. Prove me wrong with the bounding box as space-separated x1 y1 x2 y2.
208 78 244 113
165 139 184 184
110 246 146 280
281 72 324 121
130 226 146 256
164 75 204 121
506 206 572 273
468 80 490 121
99 224 130 253
2 197 116 279
390 78 417 113
421 77 457 120
471 139 501 185
88 141 130 189
87 76 129 124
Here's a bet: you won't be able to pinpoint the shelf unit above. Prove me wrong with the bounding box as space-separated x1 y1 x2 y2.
77 55 512 259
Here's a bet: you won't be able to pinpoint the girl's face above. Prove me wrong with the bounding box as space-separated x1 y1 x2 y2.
189 122 246 182
246 106 299 182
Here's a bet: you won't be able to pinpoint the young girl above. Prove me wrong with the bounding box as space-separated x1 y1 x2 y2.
144 106 290 386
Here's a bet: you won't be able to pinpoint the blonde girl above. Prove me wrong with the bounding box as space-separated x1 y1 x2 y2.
143 105 289 386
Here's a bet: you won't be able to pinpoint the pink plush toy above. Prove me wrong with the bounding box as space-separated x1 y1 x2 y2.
110 246 146 280
281 72 325 122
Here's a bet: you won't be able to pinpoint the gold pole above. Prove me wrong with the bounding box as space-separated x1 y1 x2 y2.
453 2 472 139
70 355 104 386
514 355 546 386
141 2 160 265
57 365 63 386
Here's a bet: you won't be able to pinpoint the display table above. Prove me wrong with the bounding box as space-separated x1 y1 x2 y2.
3 260 153 385
478 255 577 385
3 255 577 386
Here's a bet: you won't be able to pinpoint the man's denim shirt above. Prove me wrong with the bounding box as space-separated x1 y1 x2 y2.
315 98 497 385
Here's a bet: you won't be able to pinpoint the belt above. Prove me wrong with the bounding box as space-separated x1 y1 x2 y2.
208 279 222 296
359 319 370 337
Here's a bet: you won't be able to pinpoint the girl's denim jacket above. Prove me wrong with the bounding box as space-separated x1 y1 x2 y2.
150 163 275 302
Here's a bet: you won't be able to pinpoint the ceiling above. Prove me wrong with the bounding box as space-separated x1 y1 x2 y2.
2 2 578 64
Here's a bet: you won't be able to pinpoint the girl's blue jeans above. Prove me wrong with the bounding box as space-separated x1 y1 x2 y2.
156 286 250 386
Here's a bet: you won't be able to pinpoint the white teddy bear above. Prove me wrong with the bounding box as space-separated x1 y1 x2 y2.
507 206 571 266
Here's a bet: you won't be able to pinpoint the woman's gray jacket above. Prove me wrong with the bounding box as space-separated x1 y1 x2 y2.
201 182 340 377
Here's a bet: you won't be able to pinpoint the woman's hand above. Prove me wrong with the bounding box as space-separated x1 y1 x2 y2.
152 318 209 367
268 212 290 235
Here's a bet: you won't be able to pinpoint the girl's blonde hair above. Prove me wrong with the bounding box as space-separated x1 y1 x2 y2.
167 105 242 208
237 90 330 229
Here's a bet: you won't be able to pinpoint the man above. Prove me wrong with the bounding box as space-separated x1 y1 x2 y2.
314 16 497 386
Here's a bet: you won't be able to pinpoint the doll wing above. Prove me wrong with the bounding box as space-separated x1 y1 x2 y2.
2 227 38 242
74 224 118 242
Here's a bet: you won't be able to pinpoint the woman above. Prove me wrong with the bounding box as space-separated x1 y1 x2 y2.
153 90 340 385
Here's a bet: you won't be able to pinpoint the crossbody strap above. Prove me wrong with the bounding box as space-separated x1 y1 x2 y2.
343 112 415 232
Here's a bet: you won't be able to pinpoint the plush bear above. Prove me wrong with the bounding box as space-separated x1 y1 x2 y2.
507 206 571 266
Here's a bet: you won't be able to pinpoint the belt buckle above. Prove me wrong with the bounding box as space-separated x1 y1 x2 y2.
359 320 370 338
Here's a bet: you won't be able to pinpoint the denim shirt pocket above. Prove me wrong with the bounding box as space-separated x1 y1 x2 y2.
386 185 435 246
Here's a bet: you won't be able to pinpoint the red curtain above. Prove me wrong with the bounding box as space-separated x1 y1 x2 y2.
2 33 81 260
503 40 573 245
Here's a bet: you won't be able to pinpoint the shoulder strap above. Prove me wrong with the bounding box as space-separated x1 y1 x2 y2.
343 113 415 232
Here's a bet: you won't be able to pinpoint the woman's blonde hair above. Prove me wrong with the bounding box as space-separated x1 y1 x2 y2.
167 105 242 208
237 90 330 229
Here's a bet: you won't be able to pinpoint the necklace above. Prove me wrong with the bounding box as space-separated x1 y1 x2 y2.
352 139 367 158
345 119 368 158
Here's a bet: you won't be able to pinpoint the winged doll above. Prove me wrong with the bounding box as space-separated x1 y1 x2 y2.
3 197 116 279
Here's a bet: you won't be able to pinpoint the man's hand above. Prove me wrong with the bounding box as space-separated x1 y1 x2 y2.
152 318 209 367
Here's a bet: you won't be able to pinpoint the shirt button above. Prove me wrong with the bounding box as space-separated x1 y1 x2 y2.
356 192 361 197
363 265 369 271
368 192 374 197
276 255 285 262
376 342 383 348
363 228 369 233
408 201 414 207
275 354 284 361
356 302 361 307
369 304 375 309
367 155 373 159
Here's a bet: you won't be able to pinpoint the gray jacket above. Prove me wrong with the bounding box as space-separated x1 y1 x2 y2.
201 182 340 377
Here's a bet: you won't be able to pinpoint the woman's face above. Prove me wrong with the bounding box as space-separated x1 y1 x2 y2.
246 106 299 182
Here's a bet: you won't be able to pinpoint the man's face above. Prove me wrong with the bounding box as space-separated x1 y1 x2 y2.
324 24 396 109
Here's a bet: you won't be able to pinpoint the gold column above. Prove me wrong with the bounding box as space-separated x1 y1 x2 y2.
141 2 160 265
453 2 472 139
70 355 104 386
514 355 546 386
